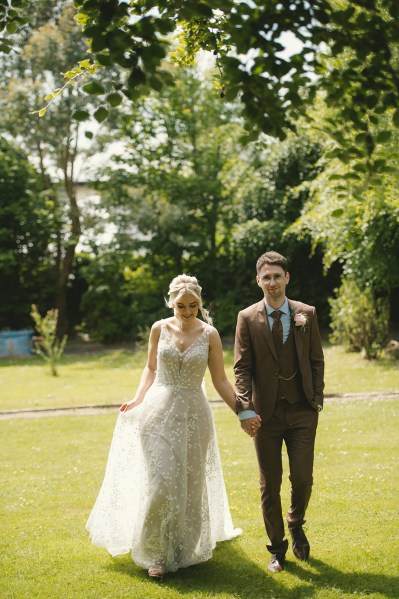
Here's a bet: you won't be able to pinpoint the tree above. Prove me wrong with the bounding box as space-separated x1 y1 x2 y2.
69 2 399 155
289 91 399 355
328 279 389 359
0 2 115 336
68 2 399 138
79 253 166 343
0 136 55 329
223 133 340 325
97 69 245 294
75 69 256 338
3 2 399 162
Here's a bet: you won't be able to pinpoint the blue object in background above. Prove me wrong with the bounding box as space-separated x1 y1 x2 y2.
0 329 34 357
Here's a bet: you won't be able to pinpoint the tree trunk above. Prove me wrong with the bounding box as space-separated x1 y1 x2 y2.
55 139 81 339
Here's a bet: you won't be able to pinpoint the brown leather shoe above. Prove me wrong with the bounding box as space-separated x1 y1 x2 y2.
267 553 285 572
289 526 310 561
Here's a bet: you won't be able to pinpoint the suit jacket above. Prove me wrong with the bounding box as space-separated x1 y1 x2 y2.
234 298 324 423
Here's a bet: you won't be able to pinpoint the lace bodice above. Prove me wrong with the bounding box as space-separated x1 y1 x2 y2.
155 322 211 389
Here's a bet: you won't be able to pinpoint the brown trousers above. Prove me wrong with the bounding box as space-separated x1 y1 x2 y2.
254 399 318 555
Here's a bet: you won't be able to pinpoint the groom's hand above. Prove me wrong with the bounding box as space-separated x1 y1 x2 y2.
240 415 261 437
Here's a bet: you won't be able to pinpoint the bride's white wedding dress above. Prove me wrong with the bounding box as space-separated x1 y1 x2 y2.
86 322 241 572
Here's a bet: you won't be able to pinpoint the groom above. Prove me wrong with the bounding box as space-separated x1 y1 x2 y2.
234 251 324 572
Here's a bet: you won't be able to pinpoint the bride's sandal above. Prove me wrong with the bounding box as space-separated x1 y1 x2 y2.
148 565 165 580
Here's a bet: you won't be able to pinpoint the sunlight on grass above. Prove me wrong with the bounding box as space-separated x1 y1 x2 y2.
0 350 146 410
323 344 399 394
0 344 398 411
1 399 398 598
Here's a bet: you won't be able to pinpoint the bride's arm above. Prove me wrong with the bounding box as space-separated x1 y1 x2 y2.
120 322 161 412
207 328 240 413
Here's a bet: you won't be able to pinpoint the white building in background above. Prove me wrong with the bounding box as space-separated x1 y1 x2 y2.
72 182 117 252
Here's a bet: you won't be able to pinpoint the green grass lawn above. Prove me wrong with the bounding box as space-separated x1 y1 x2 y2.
0 344 398 411
1 399 398 598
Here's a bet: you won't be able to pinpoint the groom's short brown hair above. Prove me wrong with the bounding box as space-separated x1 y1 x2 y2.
256 251 288 274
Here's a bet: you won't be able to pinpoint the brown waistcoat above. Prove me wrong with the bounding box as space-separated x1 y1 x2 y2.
276 327 306 404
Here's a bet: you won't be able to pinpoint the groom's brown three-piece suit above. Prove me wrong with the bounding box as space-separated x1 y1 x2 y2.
234 297 324 564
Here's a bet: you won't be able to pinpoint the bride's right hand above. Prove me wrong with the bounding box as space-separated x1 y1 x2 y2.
120 399 139 412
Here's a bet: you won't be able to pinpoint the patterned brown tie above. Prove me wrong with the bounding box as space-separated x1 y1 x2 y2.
270 310 283 351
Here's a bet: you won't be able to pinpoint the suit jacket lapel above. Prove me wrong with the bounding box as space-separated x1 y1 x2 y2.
289 300 304 362
256 300 277 360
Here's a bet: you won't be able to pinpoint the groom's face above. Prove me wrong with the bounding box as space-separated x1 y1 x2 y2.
256 263 290 305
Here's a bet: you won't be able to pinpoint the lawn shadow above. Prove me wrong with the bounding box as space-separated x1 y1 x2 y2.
107 539 313 599
288 555 399 598
106 542 399 599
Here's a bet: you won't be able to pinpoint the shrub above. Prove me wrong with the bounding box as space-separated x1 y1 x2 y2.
329 279 389 359
31 305 67 376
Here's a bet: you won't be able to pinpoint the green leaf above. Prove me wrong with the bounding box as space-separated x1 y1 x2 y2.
85 131 94 139
342 172 361 180
347 145 365 158
106 92 123 107
148 76 163 92
91 34 108 53
38 108 47 117
325 148 345 160
75 12 89 26
331 208 344 218
96 53 113 67
0 43 12 54
375 130 392 143
82 81 105 95
328 131 346 146
224 85 239 102
194 3 213 17
127 67 146 89
6 22 18 34
72 110 90 122
79 59 92 69
355 132 367 144
336 153 350 165
353 163 368 173
94 107 109 122
372 158 387 170
393 110 399 128
63 70 77 80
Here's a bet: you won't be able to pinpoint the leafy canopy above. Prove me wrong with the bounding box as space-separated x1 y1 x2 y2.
3 1 399 160
74 0 399 145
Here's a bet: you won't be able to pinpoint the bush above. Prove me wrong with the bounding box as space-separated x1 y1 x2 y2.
329 279 389 359
80 253 168 343
31 305 67 376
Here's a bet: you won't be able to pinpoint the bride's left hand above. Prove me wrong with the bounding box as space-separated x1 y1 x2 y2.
120 399 139 412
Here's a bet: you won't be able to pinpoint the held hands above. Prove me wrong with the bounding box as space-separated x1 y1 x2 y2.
240 415 262 438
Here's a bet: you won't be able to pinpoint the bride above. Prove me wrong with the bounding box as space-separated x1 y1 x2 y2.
86 274 260 579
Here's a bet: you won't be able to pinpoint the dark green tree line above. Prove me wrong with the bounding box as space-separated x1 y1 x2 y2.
0 137 55 329
0 1 118 336
1 0 398 357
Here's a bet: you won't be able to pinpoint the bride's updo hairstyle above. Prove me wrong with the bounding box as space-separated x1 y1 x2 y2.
167 274 213 325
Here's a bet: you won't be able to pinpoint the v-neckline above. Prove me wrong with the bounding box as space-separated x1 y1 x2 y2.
164 323 207 356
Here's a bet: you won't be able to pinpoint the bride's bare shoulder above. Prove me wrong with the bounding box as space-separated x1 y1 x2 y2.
208 325 222 344
149 320 164 336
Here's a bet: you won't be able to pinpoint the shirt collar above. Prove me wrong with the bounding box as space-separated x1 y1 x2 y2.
264 297 289 316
